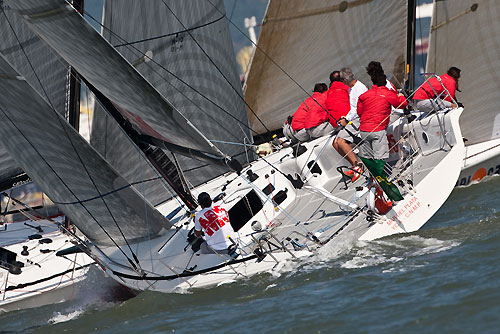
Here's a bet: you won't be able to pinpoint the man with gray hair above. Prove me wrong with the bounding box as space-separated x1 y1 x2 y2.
333 67 368 179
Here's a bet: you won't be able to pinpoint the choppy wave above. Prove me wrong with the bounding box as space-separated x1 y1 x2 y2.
48 309 84 324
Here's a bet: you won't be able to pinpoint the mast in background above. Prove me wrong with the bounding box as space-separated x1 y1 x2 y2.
405 0 417 93
67 0 84 131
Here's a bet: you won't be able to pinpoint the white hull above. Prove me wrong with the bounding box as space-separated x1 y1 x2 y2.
0 219 94 312
86 109 464 293
457 137 500 186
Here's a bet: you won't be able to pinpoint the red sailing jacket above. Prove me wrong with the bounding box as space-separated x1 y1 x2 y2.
325 81 350 127
291 92 327 131
413 73 456 102
303 92 328 129
357 85 408 132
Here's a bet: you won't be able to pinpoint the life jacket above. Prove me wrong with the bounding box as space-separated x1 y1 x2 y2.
367 185 393 215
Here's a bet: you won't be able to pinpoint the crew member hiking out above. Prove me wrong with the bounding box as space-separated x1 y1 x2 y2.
194 192 236 254
283 83 328 144
357 63 408 201
413 66 461 113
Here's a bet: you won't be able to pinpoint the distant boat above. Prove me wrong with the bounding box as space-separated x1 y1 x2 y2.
0 0 464 293
425 0 500 186
0 213 93 312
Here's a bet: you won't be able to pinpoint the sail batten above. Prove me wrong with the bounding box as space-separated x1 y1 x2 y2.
245 0 408 134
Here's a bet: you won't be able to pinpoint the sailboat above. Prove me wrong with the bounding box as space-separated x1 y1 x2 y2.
425 0 500 187
0 0 465 293
0 3 93 311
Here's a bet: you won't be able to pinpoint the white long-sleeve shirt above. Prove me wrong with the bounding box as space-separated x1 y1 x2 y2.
346 80 368 121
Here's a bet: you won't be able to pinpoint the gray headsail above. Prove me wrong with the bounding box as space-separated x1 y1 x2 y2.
0 53 171 247
0 144 24 189
0 4 69 188
426 0 500 145
7 0 225 158
244 0 408 134
97 0 253 186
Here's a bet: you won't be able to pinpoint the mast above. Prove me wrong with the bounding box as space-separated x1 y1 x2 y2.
67 0 83 130
64 0 84 228
405 0 417 92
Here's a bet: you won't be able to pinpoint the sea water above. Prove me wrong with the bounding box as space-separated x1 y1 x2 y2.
1 176 499 334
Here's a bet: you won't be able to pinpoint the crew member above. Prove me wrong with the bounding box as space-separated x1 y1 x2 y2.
413 67 460 112
194 192 236 254
357 73 408 160
284 83 328 143
325 71 362 180
338 67 368 180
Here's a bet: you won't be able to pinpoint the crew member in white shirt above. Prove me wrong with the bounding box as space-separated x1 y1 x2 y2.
194 192 236 254
335 67 367 180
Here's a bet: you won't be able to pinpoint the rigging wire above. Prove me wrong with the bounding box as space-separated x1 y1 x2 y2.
113 15 225 48
1 8 142 270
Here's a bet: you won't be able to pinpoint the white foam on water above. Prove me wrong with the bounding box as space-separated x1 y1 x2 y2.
265 284 277 291
291 234 462 272
216 279 237 287
48 309 84 324
340 235 460 269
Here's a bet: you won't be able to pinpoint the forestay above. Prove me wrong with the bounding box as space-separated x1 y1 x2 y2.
96 0 252 187
244 0 408 134
7 0 222 156
0 54 171 247
426 0 500 146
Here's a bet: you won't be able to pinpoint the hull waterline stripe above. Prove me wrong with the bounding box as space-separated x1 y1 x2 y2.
4 263 93 292
112 255 259 281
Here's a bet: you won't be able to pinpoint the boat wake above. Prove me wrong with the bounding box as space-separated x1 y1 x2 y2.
266 232 462 281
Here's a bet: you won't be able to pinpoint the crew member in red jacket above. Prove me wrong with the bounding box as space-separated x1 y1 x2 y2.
300 83 331 140
357 74 408 160
283 83 328 143
413 67 460 112
325 71 361 180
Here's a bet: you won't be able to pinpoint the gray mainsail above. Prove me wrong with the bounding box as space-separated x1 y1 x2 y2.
97 0 252 186
0 53 171 247
244 0 408 134
90 105 173 207
426 0 500 146
7 0 223 156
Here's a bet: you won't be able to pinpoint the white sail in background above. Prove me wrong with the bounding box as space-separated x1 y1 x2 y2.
244 0 408 134
426 0 500 145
